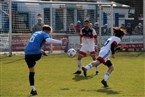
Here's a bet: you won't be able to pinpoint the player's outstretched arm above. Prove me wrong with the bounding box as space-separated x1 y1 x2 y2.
46 38 62 44
45 38 67 45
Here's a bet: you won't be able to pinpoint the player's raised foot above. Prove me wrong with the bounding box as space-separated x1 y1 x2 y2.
101 79 109 87
73 70 81 74
96 71 99 75
82 67 87 77
30 90 38 96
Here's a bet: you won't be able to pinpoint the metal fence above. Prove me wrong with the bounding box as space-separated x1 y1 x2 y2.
0 0 144 56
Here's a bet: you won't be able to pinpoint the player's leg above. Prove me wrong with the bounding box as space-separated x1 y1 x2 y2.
73 45 87 74
82 49 108 77
101 60 114 87
82 59 101 77
29 66 38 95
73 52 86 74
25 55 37 95
95 49 112 87
90 51 99 75
25 54 41 95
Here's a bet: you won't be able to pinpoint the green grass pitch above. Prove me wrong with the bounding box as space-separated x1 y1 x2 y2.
0 52 145 97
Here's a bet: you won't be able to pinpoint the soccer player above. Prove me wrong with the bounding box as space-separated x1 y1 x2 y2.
82 27 126 87
73 20 99 75
25 25 66 95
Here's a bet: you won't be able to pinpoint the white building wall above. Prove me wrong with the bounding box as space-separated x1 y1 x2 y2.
101 6 134 27
17 3 44 30
13 1 134 31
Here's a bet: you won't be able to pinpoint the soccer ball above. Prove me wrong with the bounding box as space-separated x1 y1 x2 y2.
67 48 77 57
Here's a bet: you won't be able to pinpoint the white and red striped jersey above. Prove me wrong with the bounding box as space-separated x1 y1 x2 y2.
101 36 121 51
80 28 97 46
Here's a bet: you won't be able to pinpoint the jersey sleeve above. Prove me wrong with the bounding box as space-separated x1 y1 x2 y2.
92 29 97 38
111 42 117 54
111 38 121 54
80 29 83 37
80 29 83 38
45 38 62 44
43 33 50 40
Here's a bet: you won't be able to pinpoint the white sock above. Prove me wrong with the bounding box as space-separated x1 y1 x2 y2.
85 63 93 70
96 67 99 72
31 86 36 91
103 72 110 81
77 60 82 71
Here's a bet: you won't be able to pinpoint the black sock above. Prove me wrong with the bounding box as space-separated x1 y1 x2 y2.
29 72 35 86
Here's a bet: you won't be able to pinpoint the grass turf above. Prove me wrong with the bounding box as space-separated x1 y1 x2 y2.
0 52 145 97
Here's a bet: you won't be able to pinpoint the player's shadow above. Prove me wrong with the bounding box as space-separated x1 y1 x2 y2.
60 88 70 91
80 88 120 95
72 74 96 81
27 95 37 97
96 88 121 95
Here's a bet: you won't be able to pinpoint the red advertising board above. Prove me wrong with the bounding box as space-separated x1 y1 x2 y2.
12 34 30 51
11 34 68 51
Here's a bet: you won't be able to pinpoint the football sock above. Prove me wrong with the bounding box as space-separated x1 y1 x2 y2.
85 63 93 70
103 72 110 81
31 85 36 91
29 72 35 86
96 67 99 72
77 60 82 71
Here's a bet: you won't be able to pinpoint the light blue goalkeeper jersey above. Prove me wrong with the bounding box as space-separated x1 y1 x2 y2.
24 31 49 55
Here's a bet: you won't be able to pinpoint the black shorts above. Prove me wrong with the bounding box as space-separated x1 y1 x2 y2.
25 53 42 68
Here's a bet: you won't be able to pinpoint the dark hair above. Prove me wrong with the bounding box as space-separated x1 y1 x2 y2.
42 25 52 31
113 27 126 37
37 14 42 17
84 20 90 23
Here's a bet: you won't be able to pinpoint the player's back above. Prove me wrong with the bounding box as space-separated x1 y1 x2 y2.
25 31 49 54
101 36 121 50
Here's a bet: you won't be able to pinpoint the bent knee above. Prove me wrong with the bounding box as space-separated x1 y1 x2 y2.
78 55 83 60
111 66 114 71
91 55 96 60
105 60 113 67
92 60 100 67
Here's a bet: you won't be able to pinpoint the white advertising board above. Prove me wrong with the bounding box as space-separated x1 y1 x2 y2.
68 35 144 50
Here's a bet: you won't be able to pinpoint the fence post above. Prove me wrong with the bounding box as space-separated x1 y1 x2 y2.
50 0 53 53
8 0 12 56
98 3 102 50
110 2 113 36
143 0 145 51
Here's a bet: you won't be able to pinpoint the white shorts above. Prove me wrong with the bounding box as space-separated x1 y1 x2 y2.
97 49 111 64
79 44 95 56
